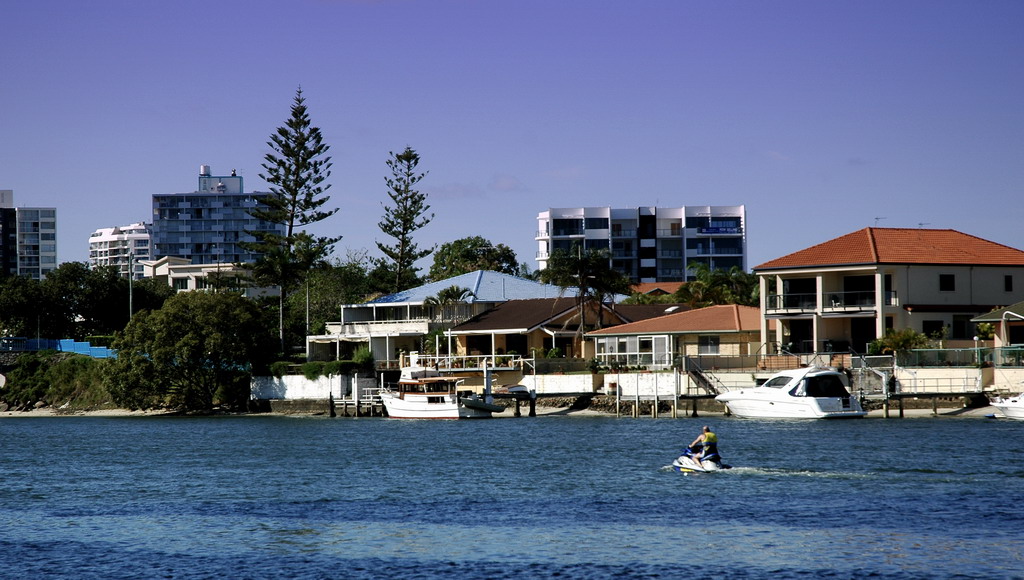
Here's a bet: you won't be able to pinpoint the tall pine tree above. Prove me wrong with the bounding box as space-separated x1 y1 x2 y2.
245 87 339 352
373 147 434 293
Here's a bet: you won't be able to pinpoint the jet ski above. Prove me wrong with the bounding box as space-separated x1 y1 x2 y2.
671 444 731 473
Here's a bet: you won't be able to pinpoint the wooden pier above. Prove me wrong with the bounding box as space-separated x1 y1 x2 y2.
329 391 384 417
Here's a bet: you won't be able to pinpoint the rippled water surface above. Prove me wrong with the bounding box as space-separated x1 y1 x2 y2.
1 414 1021 579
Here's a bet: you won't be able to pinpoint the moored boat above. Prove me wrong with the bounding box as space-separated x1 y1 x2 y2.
990 392 1024 420
380 356 504 419
715 366 866 419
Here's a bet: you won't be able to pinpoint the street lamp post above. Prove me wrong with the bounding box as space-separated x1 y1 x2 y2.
128 254 134 320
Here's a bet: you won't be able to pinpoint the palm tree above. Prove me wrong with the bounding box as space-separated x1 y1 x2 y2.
675 262 759 308
539 245 632 341
423 285 474 323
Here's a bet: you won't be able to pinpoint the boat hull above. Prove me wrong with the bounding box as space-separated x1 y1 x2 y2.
717 393 866 419
991 394 1024 420
380 393 497 419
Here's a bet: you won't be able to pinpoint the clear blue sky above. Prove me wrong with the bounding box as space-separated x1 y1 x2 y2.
2 0 1022 271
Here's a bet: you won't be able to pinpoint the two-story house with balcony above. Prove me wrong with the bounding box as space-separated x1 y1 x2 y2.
755 227 1024 354
306 270 575 366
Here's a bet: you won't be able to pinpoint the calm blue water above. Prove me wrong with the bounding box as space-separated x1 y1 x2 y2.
1 414 1021 579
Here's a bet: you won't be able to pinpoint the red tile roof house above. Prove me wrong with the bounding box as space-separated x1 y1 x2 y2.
586 304 764 370
754 227 1024 356
584 304 773 399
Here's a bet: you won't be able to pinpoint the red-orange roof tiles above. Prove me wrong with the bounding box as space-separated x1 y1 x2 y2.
755 228 1024 270
587 304 761 335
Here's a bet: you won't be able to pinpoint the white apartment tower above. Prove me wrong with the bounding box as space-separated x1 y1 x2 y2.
0 190 58 280
536 205 747 283
88 222 152 279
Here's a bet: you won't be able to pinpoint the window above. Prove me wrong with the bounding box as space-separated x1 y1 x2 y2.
951 315 973 340
1006 275 1014 293
922 320 946 338
585 217 608 230
939 274 955 292
552 218 583 236
698 335 720 355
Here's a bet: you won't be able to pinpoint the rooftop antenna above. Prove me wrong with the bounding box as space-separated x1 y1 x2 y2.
873 217 886 227
918 222 930 228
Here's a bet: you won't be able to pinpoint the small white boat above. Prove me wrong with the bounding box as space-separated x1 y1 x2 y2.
990 392 1024 420
380 357 504 420
715 366 866 419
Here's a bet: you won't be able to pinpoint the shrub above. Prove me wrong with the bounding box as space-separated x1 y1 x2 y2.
352 346 374 370
1 352 111 412
269 361 292 378
324 360 345 376
302 361 326 380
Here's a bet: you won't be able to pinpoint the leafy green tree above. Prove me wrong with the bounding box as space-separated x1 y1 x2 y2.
106 291 276 411
868 328 933 362
674 262 758 308
0 274 44 337
621 292 677 305
517 262 539 280
0 265 173 341
246 88 339 351
539 244 632 340
284 251 373 336
427 236 518 281
373 146 434 293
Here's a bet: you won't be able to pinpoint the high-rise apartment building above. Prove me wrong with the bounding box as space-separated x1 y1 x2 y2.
88 222 152 279
0 190 58 280
536 205 746 283
151 165 283 265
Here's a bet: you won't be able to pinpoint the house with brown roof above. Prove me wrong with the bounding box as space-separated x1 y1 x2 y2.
755 228 1024 354
631 281 683 296
971 300 1024 347
446 298 687 360
586 304 763 369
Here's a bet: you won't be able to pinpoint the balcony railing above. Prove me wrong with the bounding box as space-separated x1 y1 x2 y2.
767 291 880 312
696 226 743 235
822 290 877 310
766 292 817 311
550 228 584 237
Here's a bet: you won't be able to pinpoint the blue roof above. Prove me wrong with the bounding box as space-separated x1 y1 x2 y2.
368 270 576 304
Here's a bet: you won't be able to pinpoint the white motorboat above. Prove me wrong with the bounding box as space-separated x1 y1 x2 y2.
990 392 1024 420
380 356 504 419
715 366 866 419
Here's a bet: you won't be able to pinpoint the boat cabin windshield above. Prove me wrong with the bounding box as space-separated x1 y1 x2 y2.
795 374 851 398
399 380 458 394
763 376 792 388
